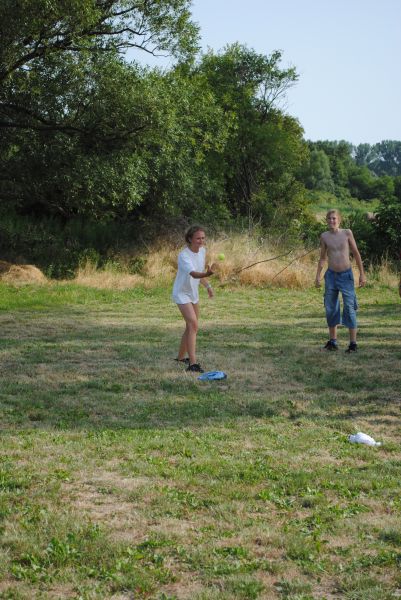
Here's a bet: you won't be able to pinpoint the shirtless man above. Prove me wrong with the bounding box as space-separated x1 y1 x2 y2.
315 209 366 352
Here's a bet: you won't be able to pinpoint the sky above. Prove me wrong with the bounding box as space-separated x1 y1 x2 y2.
136 0 401 146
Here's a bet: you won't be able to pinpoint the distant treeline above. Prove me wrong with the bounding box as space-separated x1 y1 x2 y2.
301 140 401 201
0 1 400 275
299 140 401 261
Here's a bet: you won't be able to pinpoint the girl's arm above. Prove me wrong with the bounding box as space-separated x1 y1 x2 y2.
200 277 214 298
189 263 216 279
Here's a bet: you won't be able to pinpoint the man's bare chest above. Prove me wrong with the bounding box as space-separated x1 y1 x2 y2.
324 232 348 253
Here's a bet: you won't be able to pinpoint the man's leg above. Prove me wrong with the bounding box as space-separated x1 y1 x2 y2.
324 271 340 347
339 273 358 351
329 325 338 340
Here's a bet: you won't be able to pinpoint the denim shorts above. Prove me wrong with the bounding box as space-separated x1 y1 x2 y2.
324 268 358 329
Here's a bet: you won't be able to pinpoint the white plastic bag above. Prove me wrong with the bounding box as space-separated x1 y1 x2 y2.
348 432 382 446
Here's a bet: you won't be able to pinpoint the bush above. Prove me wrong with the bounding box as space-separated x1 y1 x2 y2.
375 200 401 258
343 212 379 262
0 213 143 278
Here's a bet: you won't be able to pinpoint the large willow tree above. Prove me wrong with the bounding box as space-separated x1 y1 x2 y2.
0 0 199 218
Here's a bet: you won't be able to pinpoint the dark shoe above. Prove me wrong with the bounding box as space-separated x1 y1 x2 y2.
186 363 204 373
345 343 357 353
323 340 338 351
174 357 190 364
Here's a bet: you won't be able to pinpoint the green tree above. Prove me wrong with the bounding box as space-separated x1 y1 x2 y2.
196 44 308 230
1 54 158 218
368 141 401 177
353 143 375 168
0 0 198 219
0 0 198 82
312 140 354 189
347 165 376 200
371 175 395 201
374 197 401 257
302 149 334 192
394 176 401 201
131 67 231 225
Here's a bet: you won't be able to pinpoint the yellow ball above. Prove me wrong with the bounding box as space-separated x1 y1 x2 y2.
218 253 225 261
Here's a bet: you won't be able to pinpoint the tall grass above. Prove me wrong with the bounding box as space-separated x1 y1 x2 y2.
72 233 319 290
71 233 400 291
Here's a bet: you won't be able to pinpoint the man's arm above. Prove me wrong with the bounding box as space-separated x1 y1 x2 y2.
315 235 327 287
347 230 366 287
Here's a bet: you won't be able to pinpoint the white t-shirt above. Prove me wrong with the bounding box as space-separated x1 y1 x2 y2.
172 246 206 304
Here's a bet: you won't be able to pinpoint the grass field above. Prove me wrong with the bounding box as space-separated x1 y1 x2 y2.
306 191 379 221
0 281 400 599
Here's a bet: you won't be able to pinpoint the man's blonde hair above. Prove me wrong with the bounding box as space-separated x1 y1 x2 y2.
326 208 342 221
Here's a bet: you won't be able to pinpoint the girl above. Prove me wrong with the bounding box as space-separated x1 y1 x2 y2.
172 226 215 372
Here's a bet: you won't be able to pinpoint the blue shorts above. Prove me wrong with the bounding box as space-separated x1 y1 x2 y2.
324 268 358 329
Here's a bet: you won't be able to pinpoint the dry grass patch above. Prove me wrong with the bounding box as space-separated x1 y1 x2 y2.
74 260 146 290
159 578 208 600
0 582 77 600
75 233 400 293
70 232 401 296
0 260 47 285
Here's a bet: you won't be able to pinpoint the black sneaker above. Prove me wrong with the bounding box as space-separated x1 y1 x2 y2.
174 357 190 364
323 340 338 351
186 363 204 373
345 343 357 353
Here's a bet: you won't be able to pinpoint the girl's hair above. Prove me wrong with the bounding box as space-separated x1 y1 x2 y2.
185 225 205 244
326 208 342 220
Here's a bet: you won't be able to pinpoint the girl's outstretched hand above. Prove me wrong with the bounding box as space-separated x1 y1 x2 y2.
209 262 220 274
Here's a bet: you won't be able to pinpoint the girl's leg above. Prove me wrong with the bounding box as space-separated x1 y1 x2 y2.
177 330 188 361
177 303 199 365
177 303 199 360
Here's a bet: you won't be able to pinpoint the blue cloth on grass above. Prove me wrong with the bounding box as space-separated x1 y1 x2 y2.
197 371 227 381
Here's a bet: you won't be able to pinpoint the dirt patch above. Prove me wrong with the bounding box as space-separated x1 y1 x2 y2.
157 579 206 599
0 581 77 599
0 260 47 284
62 471 161 542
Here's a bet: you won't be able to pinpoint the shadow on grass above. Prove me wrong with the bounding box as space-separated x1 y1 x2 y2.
0 300 400 431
